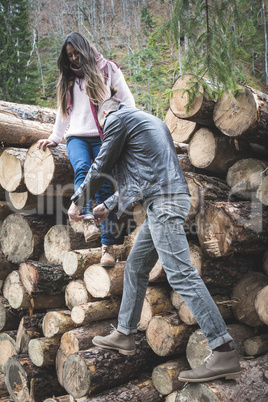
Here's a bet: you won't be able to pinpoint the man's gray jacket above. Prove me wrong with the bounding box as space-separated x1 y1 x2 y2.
71 103 190 217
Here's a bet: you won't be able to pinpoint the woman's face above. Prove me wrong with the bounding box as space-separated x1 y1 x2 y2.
66 44 80 67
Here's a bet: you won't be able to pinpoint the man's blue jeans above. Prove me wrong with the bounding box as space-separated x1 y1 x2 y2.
117 193 233 350
66 136 114 245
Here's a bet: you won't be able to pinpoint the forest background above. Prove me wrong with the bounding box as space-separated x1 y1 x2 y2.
1 0 268 119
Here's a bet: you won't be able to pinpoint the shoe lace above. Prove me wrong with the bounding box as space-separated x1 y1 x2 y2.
102 245 112 255
204 347 213 363
109 323 117 334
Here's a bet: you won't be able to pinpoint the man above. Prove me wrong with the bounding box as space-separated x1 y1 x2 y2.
68 94 241 383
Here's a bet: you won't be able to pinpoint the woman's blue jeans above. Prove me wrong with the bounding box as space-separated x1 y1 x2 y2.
117 194 233 350
66 136 114 245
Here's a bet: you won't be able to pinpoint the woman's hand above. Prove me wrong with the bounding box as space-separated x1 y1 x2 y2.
36 139 57 151
68 202 84 222
93 203 109 223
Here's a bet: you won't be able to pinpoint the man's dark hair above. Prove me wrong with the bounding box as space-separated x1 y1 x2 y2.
97 87 121 122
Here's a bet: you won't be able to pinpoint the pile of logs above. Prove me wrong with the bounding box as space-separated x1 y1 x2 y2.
0 74 268 402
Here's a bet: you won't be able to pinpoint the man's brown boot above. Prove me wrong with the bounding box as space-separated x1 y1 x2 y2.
83 217 101 242
100 245 115 267
178 350 241 382
92 329 136 356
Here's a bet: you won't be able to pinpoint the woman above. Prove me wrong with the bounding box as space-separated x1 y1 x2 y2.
37 32 135 267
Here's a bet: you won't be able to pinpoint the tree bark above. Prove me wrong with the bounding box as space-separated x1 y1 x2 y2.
84 262 126 298
226 158 268 200
56 319 117 386
0 148 28 192
169 74 216 126
24 143 74 196
184 172 231 223
42 310 78 338
0 101 56 148
62 334 160 398
0 213 51 263
231 271 268 326
0 296 22 331
213 85 268 145
0 332 17 374
28 336 61 367
72 376 163 402
19 261 69 295
15 313 45 354
4 355 65 402
146 314 195 357
152 357 190 395
195 201 268 258
44 225 100 264
244 333 268 356
174 354 268 401
137 285 173 331
71 298 121 326
0 251 16 281
164 108 197 143
65 280 93 310
62 246 126 277
188 127 250 175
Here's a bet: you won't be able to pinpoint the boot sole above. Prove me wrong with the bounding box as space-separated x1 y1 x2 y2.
92 339 136 356
85 232 101 242
178 371 241 382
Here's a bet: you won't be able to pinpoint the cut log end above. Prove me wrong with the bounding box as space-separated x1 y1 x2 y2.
62 354 90 398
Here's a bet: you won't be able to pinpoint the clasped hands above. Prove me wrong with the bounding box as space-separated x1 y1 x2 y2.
68 202 109 223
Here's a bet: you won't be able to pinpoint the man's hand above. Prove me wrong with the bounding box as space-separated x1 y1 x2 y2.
68 202 84 222
93 203 109 223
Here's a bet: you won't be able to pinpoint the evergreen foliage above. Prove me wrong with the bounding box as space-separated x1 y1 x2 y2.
0 0 38 103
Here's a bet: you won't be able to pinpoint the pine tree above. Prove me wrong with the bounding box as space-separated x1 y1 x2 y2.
0 0 38 103
150 0 257 105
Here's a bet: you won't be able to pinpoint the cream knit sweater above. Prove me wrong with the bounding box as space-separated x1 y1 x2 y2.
49 61 135 145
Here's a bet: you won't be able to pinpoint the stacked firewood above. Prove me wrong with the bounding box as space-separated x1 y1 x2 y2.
0 78 268 402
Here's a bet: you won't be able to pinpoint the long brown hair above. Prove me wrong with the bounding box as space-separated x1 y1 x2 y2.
56 32 108 116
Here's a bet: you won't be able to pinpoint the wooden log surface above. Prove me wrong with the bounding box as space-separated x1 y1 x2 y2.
257 174 268 206
62 333 160 398
0 213 52 263
164 108 197 143
28 336 61 367
152 357 189 396
62 245 126 277
0 148 28 192
4 355 65 402
188 127 250 175
0 101 56 148
42 310 78 338
226 158 268 200
71 375 163 402
45 225 100 264
0 332 17 374
0 297 22 331
213 85 268 145
71 298 121 326
15 313 45 354
65 279 93 310
24 143 73 196
84 262 126 298
19 261 69 295
137 285 173 331
195 201 268 258
232 271 268 326
146 314 195 357
175 354 268 401
169 74 215 126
